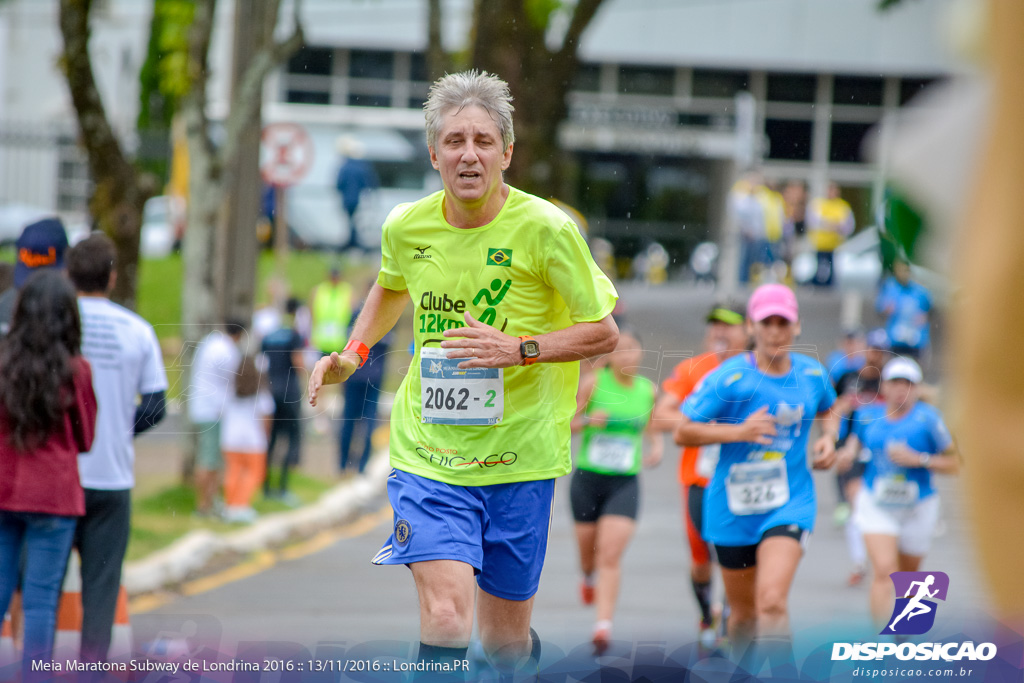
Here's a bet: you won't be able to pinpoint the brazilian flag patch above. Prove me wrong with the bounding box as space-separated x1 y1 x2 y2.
487 248 512 267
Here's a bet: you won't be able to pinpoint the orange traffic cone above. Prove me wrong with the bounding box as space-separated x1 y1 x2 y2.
1 607 17 683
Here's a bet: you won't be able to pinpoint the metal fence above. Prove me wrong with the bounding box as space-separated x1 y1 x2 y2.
0 120 91 216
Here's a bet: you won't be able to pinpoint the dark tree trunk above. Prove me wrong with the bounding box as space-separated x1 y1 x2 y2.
59 0 156 309
426 0 449 82
179 0 302 340
469 0 607 197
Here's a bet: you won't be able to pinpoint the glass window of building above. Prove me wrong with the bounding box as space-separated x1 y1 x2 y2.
349 50 394 80
691 69 749 98
899 77 937 105
287 46 334 76
573 63 602 93
617 65 674 96
766 73 817 103
829 121 875 163
832 75 884 106
286 90 330 105
348 93 391 108
765 119 813 161
409 52 428 83
407 83 430 109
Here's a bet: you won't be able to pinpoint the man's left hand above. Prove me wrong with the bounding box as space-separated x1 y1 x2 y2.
441 312 522 369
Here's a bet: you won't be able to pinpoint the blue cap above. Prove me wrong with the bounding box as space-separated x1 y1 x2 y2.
14 217 68 287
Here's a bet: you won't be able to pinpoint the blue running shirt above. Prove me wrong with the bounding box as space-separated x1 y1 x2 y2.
851 402 952 505
682 352 836 546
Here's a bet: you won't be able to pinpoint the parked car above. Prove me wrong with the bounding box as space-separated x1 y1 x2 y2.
140 195 185 259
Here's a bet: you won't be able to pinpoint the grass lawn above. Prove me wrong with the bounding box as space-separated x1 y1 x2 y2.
137 250 365 340
135 250 380 399
126 469 337 563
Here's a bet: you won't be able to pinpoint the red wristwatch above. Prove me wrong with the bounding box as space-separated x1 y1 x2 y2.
343 339 369 368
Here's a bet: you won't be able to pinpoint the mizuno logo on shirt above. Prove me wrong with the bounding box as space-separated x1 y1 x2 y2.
414 246 432 259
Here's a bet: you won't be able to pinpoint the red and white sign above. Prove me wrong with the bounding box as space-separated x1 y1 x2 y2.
260 122 314 187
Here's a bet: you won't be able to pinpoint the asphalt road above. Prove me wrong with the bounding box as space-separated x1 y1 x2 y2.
131 282 988 678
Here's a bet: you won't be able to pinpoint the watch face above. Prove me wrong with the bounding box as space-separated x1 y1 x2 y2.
522 340 540 358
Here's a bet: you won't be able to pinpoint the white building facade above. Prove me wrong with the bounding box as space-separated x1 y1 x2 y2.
0 0 961 258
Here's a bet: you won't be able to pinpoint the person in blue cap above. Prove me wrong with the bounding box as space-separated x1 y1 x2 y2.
0 217 69 337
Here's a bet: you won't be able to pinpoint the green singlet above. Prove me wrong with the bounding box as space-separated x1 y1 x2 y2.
577 367 656 476
378 188 618 486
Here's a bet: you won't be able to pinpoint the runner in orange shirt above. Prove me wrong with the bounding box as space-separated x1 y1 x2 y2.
653 301 749 649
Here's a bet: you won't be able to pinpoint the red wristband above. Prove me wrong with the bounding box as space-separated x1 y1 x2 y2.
343 339 369 368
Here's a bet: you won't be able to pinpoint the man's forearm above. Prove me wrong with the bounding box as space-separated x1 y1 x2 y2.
531 315 618 364
349 283 409 349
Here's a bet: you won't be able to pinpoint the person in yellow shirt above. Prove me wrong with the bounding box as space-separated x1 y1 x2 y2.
806 182 855 287
310 266 353 356
308 70 618 678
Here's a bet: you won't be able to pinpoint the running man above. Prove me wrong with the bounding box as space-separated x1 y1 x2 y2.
674 284 840 667
570 329 661 654
837 357 958 629
308 70 618 676
889 574 938 631
652 301 749 649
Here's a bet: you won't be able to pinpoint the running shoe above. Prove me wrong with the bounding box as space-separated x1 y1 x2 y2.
833 502 851 527
580 579 595 606
847 565 866 587
699 620 717 651
592 625 611 656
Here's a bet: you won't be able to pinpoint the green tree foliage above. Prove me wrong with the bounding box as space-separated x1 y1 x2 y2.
138 0 193 131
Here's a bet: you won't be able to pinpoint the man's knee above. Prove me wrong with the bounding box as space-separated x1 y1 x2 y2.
422 601 473 644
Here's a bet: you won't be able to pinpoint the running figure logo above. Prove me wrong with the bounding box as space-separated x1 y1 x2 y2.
882 571 949 635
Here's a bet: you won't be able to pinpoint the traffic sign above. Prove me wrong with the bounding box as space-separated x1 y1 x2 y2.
260 122 314 187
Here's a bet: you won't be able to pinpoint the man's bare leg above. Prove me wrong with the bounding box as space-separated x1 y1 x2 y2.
477 589 537 674
411 560 476 654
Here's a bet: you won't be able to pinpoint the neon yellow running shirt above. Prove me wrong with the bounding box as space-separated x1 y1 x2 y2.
378 188 618 486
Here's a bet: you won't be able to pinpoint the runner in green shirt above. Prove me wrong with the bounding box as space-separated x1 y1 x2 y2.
308 70 619 677
569 329 661 654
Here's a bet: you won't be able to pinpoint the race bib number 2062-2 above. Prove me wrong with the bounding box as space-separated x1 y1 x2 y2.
419 347 503 426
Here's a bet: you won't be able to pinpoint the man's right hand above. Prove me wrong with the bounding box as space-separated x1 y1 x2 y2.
308 351 359 406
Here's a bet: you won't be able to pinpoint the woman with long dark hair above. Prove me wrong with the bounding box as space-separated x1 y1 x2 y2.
0 270 97 678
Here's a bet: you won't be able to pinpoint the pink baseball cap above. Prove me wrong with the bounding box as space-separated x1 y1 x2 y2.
747 284 799 322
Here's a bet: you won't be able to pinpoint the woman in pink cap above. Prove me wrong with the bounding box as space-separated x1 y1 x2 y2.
674 283 840 665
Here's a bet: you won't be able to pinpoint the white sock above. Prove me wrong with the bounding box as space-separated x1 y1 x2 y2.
845 517 866 567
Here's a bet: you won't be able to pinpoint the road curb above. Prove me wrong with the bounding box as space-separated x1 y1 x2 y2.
123 452 391 596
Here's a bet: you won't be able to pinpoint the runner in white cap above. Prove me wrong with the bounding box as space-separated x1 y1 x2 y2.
837 356 959 629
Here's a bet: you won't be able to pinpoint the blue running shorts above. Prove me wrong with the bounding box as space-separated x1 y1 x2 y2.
371 469 556 601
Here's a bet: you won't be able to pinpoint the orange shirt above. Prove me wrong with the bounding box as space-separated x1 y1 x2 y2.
661 352 722 487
